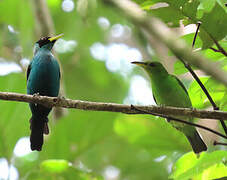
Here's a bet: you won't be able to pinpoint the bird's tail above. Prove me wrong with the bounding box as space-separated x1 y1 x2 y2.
186 130 207 154
30 116 49 151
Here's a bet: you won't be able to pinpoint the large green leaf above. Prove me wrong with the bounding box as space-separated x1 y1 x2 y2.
114 115 190 155
136 0 227 48
188 77 225 108
170 151 227 179
0 73 29 159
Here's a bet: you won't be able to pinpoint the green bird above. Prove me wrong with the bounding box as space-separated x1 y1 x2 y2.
27 34 63 151
131 61 207 153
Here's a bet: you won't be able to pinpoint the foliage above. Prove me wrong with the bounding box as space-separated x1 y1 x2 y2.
0 0 226 179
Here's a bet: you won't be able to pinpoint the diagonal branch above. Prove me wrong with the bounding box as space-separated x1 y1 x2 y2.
0 92 227 120
212 38 227 57
191 23 227 135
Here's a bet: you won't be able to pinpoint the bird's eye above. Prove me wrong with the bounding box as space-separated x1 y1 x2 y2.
149 63 156 67
36 36 51 47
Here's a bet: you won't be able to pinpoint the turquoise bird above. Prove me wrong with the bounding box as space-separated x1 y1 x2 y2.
132 61 207 153
27 34 63 151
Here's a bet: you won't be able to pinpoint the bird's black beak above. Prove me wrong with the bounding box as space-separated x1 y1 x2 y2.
131 61 148 67
49 34 64 42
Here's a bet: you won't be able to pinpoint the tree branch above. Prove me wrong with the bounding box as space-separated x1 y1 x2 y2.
104 0 227 86
0 92 227 120
212 38 227 57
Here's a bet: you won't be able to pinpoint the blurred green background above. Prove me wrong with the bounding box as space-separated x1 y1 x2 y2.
0 0 227 179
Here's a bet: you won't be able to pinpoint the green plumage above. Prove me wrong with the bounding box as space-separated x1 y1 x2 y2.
132 61 207 153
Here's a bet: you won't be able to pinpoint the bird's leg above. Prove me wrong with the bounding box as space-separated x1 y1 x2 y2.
58 95 65 100
33 93 40 106
33 92 40 96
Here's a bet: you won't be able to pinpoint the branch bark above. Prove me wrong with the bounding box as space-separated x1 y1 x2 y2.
0 92 226 120
104 0 227 86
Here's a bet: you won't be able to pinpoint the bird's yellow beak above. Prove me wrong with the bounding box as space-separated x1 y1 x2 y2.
131 61 148 67
49 34 64 42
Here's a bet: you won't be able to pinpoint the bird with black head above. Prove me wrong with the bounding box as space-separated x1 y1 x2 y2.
27 34 63 151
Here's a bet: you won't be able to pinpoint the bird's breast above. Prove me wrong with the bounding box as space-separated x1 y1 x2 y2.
27 54 60 97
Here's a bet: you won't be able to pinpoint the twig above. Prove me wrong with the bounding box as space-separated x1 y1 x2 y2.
31 0 55 36
210 47 221 53
212 38 227 57
192 22 201 48
104 0 227 86
191 23 227 135
0 92 227 120
131 105 227 139
213 141 227 146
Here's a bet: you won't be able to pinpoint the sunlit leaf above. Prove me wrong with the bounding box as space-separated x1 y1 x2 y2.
41 159 70 173
170 151 227 179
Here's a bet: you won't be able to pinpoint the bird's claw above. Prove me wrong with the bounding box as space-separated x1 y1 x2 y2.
33 92 40 97
59 96 65 100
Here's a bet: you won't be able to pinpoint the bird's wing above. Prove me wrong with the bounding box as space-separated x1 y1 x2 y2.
171 75 189 96
27 63 32 81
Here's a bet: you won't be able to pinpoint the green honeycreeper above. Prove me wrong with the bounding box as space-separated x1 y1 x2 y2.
132 61 207 153
27 34 63 151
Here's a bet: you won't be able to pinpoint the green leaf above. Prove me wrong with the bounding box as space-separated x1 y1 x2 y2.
40 159 70 173
139 0 227 49
201 163 227 179
220 91 227 111
114 115 190 155
0 73 29 159
173 60 197 75
170 151 227 179
188 77 225 108
199 3 227 48
149 6 184 27
170 152 198 179
181 33 203 49
197 0 216 18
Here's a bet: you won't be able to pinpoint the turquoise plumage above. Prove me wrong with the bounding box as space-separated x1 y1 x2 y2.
27 35 62 151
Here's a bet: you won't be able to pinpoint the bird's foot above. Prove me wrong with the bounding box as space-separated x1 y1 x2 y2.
33 92 40 97
59 96 66 100
53 96 64 104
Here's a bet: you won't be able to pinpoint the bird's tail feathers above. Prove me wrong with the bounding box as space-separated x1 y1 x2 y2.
30 116 49 151
186 131 207 154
